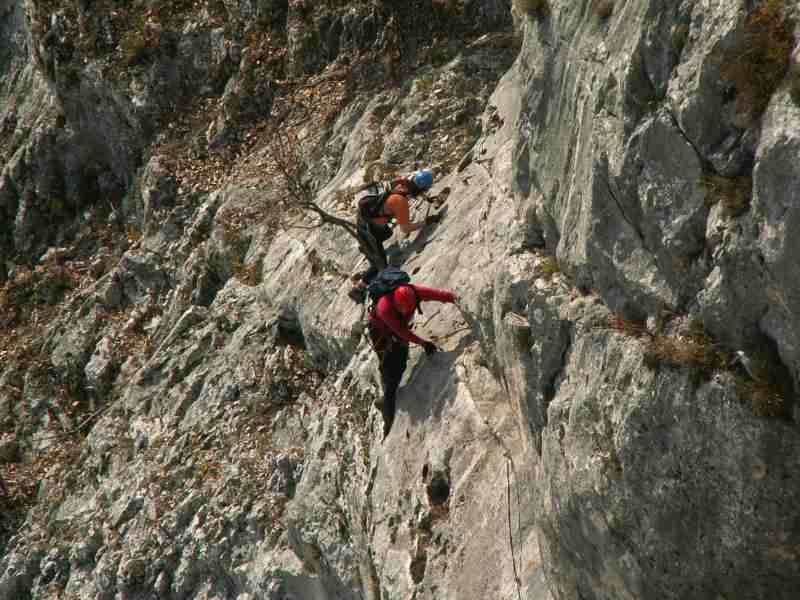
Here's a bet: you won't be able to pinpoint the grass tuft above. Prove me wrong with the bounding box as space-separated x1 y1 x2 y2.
606 316 648 338
701 174 752 217
643 334 723 372
720 0 795 122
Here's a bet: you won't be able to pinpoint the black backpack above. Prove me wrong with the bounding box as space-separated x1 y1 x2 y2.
367 267 423 315
356 181 392 220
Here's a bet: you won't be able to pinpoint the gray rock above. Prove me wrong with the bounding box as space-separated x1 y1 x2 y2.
1 2 800 600
85 336 117 396
141 155 178 235
110 495 144 530
540 332 800 599
751 94 800 390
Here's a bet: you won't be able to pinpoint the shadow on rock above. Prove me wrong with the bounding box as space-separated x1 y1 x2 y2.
396 334 473 428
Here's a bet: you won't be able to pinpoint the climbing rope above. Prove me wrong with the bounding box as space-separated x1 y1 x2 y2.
506 458 524 600
482 416 524 600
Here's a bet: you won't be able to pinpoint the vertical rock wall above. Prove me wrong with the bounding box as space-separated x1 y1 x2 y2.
1 1 800 599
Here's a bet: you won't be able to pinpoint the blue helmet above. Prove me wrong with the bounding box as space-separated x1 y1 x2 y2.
411 169 434 191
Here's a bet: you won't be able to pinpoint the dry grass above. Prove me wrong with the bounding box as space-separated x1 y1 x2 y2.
606 315 648 337
513 0 549 18
591 0 614 19
642 317 725 373
610 313 793 419
0 264 81 328
720 0 795 122
233 259 262 286
701 174 752 217
737 377 787 418
1 436 84 546
643 334 723 371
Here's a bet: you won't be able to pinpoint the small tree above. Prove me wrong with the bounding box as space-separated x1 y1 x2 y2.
262 87 388 275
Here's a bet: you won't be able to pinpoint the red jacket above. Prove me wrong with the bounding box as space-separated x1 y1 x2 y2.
369 284 456 346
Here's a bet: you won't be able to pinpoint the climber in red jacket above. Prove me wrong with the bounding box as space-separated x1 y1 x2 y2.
368 281 458 439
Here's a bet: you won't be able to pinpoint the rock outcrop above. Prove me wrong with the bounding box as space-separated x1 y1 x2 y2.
1 1 799 599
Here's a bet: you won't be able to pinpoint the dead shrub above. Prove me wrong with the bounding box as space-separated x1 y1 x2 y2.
720 0 795 122
701 174 752 217
643 334 722 371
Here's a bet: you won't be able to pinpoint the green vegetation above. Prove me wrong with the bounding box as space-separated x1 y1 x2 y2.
607 313 790 418
538 255 560 278
720 0 795 122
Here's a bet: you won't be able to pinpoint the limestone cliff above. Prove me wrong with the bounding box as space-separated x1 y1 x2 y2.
1 1 800 599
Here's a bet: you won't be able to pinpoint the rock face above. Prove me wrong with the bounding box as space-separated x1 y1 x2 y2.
1 1 800 599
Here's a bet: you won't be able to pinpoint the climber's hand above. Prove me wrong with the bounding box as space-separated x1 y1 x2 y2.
423 341 439 356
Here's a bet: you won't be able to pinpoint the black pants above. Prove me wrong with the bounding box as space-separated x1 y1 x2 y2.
357 218 392 284
370 326 409 437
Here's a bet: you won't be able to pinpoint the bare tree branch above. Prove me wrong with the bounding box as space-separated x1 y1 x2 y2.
263 103 387 272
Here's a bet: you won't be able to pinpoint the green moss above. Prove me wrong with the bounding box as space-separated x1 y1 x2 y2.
538 255 560 277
